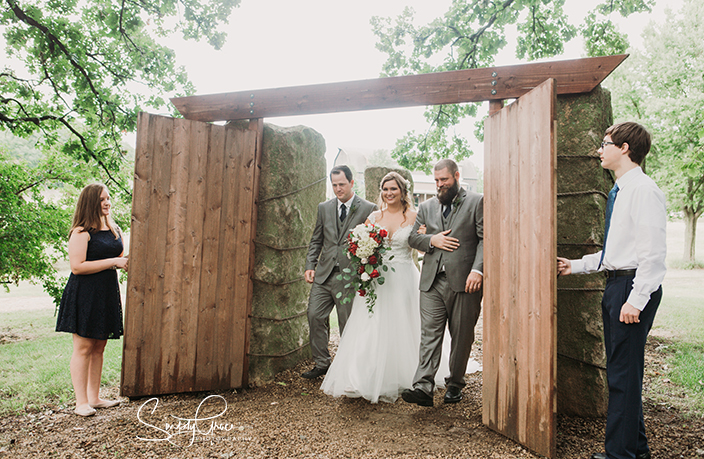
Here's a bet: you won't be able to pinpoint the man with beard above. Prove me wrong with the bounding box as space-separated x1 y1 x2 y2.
403 159 484 406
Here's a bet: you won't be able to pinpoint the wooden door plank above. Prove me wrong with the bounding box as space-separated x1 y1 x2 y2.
139 115 174 395
171 55 626 122
228 125 258 388
483 79 557 457
194 124 226 390
121 112 154 396
212 125 243 389
158 118 190 394
176 119 210 393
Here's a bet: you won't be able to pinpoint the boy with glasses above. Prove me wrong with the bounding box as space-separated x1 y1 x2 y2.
557 122 666 459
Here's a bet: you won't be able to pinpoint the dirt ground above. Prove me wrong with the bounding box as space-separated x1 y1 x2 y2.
1 327 703 459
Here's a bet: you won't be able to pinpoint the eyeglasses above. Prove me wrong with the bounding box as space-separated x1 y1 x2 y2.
600 141 616 149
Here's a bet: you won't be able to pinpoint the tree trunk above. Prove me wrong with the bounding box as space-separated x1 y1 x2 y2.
683 209 699 263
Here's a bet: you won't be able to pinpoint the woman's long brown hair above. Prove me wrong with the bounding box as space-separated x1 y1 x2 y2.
69 183 119 239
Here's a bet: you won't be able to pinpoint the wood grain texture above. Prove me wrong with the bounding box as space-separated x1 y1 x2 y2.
482 79 557 458
121 114 260 397
176 118 209 393
121 112 152 396
171 55 626 122
195 124 225 391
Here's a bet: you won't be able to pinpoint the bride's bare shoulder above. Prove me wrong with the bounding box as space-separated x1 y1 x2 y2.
406 209 418 225
366 210 382 224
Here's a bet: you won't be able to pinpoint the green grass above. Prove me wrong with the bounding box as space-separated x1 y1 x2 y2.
0 308 122 415
669 342 704 391
652 219 704 415
654 288 704 412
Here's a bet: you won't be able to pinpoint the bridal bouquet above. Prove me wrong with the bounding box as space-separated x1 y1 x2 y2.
336 222 394 314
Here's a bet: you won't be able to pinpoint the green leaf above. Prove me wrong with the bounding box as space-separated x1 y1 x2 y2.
371 0 649 172
335 292 342 299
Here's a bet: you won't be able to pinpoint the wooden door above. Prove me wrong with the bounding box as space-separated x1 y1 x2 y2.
482 79 557 457
121 113 262 397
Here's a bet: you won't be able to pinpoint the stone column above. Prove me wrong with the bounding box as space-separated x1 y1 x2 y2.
556 85 614 416
248 123 326 385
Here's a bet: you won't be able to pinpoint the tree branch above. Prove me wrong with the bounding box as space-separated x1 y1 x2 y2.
0 100 131 196
5 0 102 103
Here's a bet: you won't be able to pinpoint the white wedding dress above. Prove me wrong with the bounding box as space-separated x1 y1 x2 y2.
321 216 454 403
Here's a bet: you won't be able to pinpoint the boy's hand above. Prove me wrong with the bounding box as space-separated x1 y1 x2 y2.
620 302 641 324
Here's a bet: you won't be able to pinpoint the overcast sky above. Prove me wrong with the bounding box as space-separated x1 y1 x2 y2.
159 0 681 172
1 0 682 172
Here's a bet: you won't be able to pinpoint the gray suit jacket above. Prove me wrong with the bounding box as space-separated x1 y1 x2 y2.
408 188 484 293
305 195 377 285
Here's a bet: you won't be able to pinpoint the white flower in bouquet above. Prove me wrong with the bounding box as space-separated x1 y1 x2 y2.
352 224 369 239
356 238 378 259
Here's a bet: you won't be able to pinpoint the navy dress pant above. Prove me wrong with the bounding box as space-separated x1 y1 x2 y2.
602 274 661 459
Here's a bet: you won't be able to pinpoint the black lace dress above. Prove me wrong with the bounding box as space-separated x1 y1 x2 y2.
56 230 124 340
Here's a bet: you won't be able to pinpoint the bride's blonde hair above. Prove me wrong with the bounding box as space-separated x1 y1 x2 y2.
377 172 414 222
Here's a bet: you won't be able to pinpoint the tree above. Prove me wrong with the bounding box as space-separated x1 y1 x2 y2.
1 0 240 297
609 0 704 264
1 0 241 194
0 136 133 303
370 0 654 172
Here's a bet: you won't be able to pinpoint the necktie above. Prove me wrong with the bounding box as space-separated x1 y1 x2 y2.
340 203 347 221
443 204 451 218
599 183 620 268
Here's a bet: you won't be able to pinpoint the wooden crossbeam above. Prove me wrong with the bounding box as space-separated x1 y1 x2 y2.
171 55 626 122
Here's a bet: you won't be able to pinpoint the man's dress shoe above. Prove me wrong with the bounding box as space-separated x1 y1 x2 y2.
401 388 434 407
443 386 463 404
301 367 328 379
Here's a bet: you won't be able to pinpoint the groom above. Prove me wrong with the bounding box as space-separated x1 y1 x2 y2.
403 159 483 406
301 165 377 379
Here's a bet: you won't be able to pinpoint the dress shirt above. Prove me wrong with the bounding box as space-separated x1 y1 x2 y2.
337 195 355 219
570 167 667 310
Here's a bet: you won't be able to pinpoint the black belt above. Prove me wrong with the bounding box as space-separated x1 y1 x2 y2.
605 269 636 278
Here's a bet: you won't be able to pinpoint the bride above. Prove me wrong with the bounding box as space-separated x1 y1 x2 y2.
320 172 451 403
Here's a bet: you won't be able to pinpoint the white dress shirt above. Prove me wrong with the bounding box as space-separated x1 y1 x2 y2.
570 167 667 310
337 194 355 219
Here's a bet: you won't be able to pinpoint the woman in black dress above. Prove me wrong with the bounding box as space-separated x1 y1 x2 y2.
56 183 128 417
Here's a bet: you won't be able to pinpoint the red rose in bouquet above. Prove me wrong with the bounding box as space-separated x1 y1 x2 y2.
335 222 395 314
